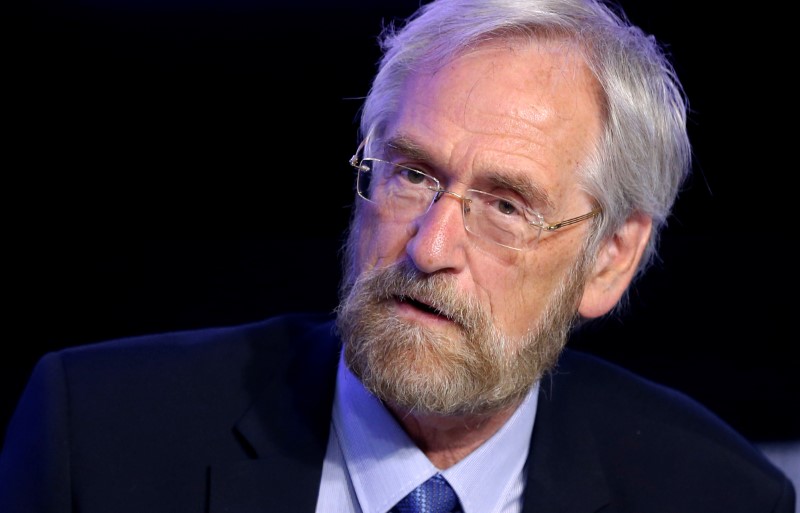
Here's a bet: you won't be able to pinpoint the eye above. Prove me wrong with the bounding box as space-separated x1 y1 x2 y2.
496 198 520 216
402 167 428 185
486 195 527 218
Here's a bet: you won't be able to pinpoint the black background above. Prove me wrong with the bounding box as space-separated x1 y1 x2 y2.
10 0 797 444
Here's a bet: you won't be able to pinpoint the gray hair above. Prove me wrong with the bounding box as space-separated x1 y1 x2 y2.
358 0 691 286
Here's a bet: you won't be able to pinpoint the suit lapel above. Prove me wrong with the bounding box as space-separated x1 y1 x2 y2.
206 324 613 513
209 317 341 513
522 353 612 513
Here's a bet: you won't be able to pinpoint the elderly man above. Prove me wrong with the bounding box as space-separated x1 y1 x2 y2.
1 0 795 512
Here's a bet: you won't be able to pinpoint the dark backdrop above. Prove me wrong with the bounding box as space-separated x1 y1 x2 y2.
11 0 798 444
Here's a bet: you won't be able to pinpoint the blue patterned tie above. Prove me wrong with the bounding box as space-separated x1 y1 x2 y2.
392 473 461 513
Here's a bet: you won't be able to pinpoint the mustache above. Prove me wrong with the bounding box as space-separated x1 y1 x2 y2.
350 260 486 333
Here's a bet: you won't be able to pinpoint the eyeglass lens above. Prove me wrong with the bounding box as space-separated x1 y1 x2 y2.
357 159 541 250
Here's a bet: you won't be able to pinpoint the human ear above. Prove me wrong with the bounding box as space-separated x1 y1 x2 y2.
578 211 652 318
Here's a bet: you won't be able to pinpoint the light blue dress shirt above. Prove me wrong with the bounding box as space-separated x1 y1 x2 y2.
316 353 539 513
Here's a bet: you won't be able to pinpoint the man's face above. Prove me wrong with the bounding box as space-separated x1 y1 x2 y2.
337 39 603 416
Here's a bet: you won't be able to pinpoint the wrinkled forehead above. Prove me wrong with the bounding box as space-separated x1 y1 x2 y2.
388 38 602 157
372 34 602 142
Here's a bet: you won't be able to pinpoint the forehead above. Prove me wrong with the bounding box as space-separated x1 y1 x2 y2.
383 38 602 202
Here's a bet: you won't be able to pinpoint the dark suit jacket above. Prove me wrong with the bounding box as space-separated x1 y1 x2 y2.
0 313 794 512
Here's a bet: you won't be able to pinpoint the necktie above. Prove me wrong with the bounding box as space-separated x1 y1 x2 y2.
391 473 461 513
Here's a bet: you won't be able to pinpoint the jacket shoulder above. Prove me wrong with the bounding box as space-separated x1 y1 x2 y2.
532 349 796 512
0 312 340 512
59 311 337 368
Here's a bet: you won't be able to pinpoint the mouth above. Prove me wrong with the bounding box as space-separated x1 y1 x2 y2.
396 295 451 321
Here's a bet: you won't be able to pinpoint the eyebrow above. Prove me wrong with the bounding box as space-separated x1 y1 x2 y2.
383 133 555 212
484 171 555 212
384 134 433 162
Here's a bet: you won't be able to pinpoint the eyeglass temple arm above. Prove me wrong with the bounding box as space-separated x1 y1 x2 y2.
542 209 601 231
350 139 369 170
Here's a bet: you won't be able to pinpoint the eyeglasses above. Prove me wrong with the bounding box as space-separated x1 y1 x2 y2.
349 141 601 251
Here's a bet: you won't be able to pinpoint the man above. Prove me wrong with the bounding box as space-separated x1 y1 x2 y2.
1 0 795 511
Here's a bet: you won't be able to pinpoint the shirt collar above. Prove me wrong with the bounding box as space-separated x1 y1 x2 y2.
332 353 539 513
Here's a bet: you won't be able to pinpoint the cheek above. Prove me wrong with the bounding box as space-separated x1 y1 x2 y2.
476 239 583 336
466 252 537 334
497 266 552 334
352 210 414 271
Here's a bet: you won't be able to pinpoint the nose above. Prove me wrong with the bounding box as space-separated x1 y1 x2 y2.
406 191 468 274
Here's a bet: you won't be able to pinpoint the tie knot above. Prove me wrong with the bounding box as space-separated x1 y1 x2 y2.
392 473 461 513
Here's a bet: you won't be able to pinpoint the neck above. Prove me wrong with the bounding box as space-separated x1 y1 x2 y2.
388 402 521 469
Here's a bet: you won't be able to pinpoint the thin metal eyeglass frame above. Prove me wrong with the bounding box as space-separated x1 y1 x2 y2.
349 140 602 240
